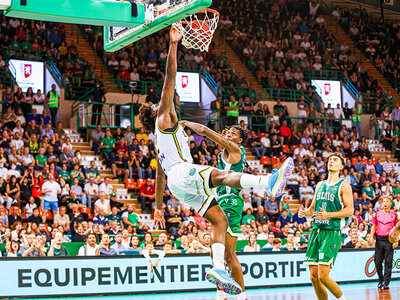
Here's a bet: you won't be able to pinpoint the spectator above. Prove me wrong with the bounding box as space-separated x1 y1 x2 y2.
20 234 46 257
46 84 60 127
8 206 22 227
100 129 116 167
27 207 41 226
111 151 129 180
83 176 99 210
91 125 104 155
41 174 61 222
243 234 260 252
254 206 269 226
47 232 69 256
138 178 155 213
272 238 282 251
122 204 141 232
111 232 127 254
343 234 364 249
96 234 118 256
248 131 266 159
242 208 256 225
129 235 143 253
277 209 290 227
264 195 279 220
53 206 70 233
165 207 182 235
94 193 111 216
78 233 98 256
299 180 314 208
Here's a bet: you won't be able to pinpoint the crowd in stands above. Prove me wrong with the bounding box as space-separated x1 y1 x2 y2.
0 3 400 258
333 5 400 93
215 0 384 98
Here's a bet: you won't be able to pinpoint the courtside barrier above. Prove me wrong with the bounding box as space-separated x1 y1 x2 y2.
1 249 399 298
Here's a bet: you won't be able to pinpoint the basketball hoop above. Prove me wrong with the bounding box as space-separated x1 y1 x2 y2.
173 8 219 52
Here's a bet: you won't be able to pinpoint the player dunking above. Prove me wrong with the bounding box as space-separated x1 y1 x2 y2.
139 27 294 295
181 122 248 300
299 152 353 300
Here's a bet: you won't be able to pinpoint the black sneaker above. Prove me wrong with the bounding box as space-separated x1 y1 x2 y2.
378 282 384 289
382 284 389 290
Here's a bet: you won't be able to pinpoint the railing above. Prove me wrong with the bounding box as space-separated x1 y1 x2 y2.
178 106 220 130
77 102 135 140
303 69 344 82
221 86 256 100
200 66 217 94
65 76 164 101
330 1 361 11
343 78 359 100
361 93 396 114
47 59 62 84
255 87 312 103
241 114 348 134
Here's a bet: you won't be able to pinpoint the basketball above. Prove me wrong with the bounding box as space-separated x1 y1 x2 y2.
189 20 210 47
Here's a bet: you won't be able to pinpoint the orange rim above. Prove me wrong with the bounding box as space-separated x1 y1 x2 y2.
176 8 220 24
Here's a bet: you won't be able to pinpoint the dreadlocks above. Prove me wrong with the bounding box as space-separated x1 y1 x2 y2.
138 103 156 133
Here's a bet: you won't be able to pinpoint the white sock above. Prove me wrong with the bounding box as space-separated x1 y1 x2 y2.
337 295 346 300
240 174 269 188
211 243 225 269
238 292 247 300
216 290 226 300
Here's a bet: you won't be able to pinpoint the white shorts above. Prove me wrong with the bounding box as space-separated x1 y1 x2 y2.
167 162 216 216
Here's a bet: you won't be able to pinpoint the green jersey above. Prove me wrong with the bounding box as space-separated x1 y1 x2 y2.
313 179 347 230
101 137 116 152
217 146 246 236
217 146 246 198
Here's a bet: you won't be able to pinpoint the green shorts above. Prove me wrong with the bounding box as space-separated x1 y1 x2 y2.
218 195 243 237
304 229 342 268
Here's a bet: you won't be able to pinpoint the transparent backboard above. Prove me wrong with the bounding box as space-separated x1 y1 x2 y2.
104 0 211 52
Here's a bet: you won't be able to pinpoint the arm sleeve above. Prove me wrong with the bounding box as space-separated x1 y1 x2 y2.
154 250 165 259
142 250 151 260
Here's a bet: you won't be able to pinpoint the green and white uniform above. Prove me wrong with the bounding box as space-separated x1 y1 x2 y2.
304 179 347 267
217 146 246 237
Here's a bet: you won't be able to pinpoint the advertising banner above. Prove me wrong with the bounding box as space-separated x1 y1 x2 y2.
311 79 341 108
175 72 200 103
8 59 44 93
1 249 399 298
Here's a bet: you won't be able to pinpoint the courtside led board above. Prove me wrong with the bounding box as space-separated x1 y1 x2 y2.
104 0 212 52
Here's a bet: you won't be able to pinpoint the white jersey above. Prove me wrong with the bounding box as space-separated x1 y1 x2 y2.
155 120 193 174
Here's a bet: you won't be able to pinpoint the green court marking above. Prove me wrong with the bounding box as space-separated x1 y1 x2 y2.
104 0 212 52
4 0 145 28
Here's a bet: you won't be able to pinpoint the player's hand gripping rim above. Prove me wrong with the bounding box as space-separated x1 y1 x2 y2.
154 208 166 229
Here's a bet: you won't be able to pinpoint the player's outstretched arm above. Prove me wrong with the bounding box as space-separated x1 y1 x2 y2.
315 181 354 220
158 28 182 119
180 120 241 154
154 159 166 229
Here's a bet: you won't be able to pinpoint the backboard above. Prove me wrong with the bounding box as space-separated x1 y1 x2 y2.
2 0 145 28
104 0 212 52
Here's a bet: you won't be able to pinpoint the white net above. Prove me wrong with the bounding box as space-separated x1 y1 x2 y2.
172 9 219 52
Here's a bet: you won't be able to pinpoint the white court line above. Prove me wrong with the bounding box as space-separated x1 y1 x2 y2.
172 285 400 300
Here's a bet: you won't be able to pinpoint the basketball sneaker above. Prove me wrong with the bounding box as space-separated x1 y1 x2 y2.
266 157 294 197
206 268 242 295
